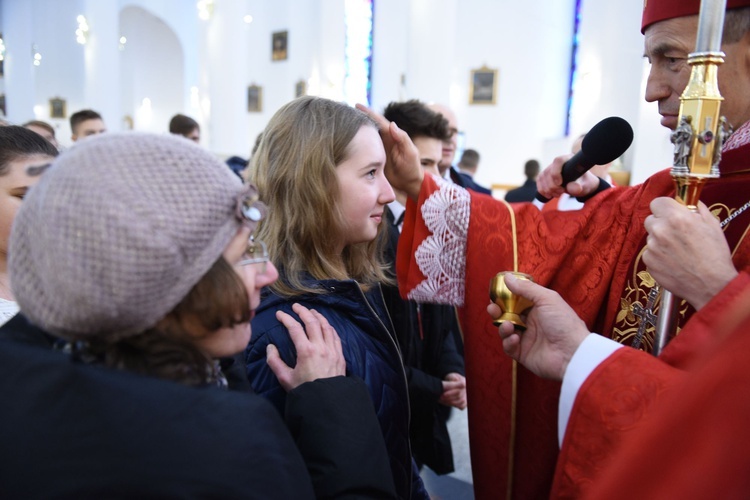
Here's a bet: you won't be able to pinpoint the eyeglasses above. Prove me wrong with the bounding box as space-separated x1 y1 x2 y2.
238 236 269 272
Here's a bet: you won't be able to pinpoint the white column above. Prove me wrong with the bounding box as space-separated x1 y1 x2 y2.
203 0 254 156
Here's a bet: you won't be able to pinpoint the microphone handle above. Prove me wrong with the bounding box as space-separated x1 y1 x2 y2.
534 151 594 203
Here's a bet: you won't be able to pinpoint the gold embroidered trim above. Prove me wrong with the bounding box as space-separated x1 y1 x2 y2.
499 199 519 272
499 199 518 497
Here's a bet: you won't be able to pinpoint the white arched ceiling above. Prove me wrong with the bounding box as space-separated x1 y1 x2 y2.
119 5 183 133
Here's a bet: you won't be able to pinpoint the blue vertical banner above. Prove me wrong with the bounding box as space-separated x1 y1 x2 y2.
566 0 582 136
344 0 374 107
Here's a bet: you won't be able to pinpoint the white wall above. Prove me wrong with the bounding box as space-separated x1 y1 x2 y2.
120 5 182 135
0 0 673 182
370 0 671 188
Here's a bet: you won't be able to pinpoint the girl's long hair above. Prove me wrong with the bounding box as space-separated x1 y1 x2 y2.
249 96 390 296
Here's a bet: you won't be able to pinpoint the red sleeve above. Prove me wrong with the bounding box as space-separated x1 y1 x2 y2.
583 286 750 499
660 271 750 368
396 175 439 299
552 348 683 498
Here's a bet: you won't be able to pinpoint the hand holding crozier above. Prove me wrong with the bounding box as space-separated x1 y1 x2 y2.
488 273 590 381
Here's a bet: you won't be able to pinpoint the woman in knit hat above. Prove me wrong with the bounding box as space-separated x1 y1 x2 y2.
0 132 395 498
246 96 429 500
0 126 58 326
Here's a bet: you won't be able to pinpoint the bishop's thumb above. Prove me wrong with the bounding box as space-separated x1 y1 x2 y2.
504 273 542 304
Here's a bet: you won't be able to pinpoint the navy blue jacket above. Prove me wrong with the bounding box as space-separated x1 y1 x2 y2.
247 279 427 500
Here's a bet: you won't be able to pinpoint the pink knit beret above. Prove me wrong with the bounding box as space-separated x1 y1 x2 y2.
9 132 265 340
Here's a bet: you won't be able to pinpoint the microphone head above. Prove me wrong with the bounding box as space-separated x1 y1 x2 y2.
581 116 634 165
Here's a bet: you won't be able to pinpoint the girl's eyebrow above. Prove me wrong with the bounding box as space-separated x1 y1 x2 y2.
360 161 383 170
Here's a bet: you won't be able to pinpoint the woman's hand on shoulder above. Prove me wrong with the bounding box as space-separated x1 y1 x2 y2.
266 303 346 391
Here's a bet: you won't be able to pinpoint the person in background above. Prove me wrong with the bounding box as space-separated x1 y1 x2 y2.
246 96 429 499
0 132 396 499
169 113 200 143
22 120 59 149
0 126 58 326
456 148 491 194
70 109 106 142
457 149 479 177
427 103 491 195
504 159 539 202
382 99 467 477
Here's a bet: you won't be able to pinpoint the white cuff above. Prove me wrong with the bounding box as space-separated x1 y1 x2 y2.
558 334 622 447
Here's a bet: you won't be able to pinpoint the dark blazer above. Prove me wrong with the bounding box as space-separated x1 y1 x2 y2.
504 179 538 202
381 206 466 475
450 167 492 195
0 314 396 499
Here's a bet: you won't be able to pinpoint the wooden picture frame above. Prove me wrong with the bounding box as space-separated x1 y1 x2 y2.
295 79 307 98
469 66 498 105
272 30 288 61
247 85 263 113
49 97 67 118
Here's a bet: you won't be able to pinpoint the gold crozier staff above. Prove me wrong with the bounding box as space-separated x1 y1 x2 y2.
653 0 732 355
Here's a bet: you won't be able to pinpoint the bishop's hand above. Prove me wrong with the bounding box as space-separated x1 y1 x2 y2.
643 197 738 310
489 273 590 381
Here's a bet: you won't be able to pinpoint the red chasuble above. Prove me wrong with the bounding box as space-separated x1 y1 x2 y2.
396 123 750 499
555 272 750 498
581 275 750 499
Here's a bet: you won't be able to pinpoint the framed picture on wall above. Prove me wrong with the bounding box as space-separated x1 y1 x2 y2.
247 85 263 113
469 66 498 105
272 30 288 61
295 79 307 98
49 97 67 118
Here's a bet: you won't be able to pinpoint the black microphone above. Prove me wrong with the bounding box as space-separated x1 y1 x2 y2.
536 116 633 203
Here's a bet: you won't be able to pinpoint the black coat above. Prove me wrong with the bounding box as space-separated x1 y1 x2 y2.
381 206 465 475
504 179 538 202
450 167 492 195
0 314 396 499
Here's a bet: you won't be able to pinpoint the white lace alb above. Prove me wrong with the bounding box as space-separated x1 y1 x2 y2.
408 175 470 306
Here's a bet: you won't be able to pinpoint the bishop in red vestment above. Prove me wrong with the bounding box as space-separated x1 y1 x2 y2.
353 1 750 496
387 1 750 494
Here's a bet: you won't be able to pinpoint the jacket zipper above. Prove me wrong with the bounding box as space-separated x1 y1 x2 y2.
354 281 414 500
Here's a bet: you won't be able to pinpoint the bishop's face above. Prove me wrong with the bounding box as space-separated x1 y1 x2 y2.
644 14 750 131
